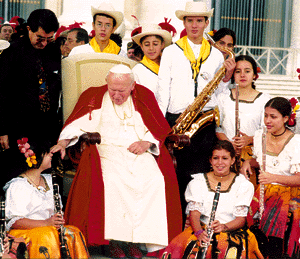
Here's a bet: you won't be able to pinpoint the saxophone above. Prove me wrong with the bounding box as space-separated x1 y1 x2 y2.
172 33 235 139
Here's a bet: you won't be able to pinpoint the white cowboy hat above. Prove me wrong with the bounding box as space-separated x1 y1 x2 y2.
91 2 124 30
132 24 172 47
0 40 10 51
175 1 214 20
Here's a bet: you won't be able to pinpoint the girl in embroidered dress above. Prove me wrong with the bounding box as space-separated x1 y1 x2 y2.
4 139 89 258
216 55 270 187
242 97 300 258
162 140 263 259
132 23 172 93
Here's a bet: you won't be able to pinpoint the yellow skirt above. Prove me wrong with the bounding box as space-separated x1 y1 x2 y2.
9 225 89 259
162 226 263 259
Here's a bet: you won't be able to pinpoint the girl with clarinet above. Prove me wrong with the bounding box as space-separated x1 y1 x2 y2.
162 140 263 259
3 139 89 258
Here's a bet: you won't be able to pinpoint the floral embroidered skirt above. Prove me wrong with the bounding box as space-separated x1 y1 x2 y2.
161 226 263 259
248 184 300 258
9 225 89 258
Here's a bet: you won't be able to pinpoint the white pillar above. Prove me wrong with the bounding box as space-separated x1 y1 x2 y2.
45 0 62 17
289 0 300 77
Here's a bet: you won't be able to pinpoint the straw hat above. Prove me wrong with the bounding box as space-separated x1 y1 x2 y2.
0 40 10 51
175 1 214 20
132 24 172 47
91 2 124 30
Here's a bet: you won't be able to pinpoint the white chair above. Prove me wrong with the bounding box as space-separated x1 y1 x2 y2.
61 53 137 123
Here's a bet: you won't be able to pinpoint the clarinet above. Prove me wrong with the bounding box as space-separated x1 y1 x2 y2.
259 127 267 219
199 182 222 259
52 173 71 259
0 195 5 257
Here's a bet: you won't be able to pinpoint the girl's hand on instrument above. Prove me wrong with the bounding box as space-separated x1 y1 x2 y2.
232 132 252 150
230 141 242 155
258 170 274 185
196 230 210 244
3 236 10 254
211 220 224 233
46 213 65 229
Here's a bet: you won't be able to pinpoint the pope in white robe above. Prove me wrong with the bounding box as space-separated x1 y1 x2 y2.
51 64 182 256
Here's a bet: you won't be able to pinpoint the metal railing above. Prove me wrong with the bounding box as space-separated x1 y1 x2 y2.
235 45 300 78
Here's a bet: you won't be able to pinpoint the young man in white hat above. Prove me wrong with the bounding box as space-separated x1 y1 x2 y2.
132 23 172 93
69 2 126 56
156 1 236 221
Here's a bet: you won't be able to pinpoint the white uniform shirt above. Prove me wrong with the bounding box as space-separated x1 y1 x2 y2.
132 63 158 94
156 38 224 115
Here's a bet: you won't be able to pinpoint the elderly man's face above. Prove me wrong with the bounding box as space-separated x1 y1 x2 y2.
0 25 14 41
65 31 84 55
127 49 135 59
107 73 135 105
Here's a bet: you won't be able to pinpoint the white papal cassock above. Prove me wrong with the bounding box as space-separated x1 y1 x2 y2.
59 92 168 250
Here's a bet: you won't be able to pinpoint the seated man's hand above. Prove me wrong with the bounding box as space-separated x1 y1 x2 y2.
50 139 70 159
128 141 151 155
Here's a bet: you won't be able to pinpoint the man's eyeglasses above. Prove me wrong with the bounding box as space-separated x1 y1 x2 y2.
97 23 112 30
36 35 54 43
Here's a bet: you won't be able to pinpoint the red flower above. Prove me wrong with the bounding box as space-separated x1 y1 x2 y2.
17 137 28 146
288 113 296 126
290 97 298 108
17 138 37 166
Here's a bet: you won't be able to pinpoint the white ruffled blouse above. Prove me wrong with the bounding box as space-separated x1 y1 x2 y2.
4 174 59 231
185 173 254 225
253 129 300 183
